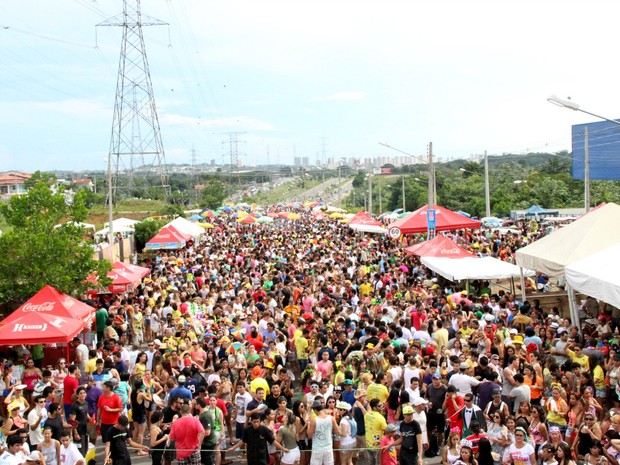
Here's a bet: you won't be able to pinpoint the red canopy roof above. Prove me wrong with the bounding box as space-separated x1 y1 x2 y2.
388 204 481 234
112 262 150 279
0 313 86 345
349 211 382 227
403 235 473 258
107 268 142 294
146 225 191 250
1 285 95 325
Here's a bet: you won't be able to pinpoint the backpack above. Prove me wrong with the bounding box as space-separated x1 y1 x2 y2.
348 417 357 437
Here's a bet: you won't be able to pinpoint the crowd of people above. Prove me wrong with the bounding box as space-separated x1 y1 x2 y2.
0 206 617 465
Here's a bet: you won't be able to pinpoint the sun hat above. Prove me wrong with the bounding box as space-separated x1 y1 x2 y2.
354 389 367 399
336 401 351 411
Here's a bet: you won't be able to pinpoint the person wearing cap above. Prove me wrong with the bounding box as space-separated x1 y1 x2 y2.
334 401 355 465
389 404 423 465
169 375 193 401
425 372 447 454
448 362 480 397
411 398 429 453
341 379 355 406
379 423 398 465
483 387 509 425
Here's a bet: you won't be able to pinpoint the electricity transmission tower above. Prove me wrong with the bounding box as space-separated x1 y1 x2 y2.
223 132 245 186
98 0 170 203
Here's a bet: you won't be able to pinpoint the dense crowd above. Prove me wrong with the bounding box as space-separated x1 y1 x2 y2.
0 207 617 465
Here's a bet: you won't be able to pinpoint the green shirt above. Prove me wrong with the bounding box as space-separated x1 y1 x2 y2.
96 308 109 332
199 410 217 447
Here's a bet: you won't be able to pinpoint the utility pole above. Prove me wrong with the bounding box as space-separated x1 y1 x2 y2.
191 146 198 204
428 142 435 208
484 150 491 217
368 171 373 215
401 174 406 211
338 166 342 206
378 176 382 214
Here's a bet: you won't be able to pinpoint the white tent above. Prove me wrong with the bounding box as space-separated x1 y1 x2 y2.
165 217 204 238
421 256 535 281
95 225 136 237
515 203 620 276
104 217 139 229
54 221 96 231
565 243 620 309
350 224 388 234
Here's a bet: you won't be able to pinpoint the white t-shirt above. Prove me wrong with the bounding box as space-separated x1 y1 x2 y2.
0 451 20 465
234 391 253 424
449 373 480 397
505 442 535 465
60 442 84 465
27 407 47 445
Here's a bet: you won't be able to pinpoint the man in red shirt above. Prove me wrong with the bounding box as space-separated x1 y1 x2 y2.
170 403 205 465
96 380 123 446
63 364 80 421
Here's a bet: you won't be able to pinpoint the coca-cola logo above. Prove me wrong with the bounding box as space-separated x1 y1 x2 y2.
440 248 460 255
158 234 171 239
62 296 75 308
21 302 55 312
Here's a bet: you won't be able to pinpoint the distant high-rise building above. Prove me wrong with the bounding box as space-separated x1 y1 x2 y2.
294 157 302 166
302 157 309 167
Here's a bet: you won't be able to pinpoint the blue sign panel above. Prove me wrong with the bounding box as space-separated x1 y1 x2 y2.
572 120 620 181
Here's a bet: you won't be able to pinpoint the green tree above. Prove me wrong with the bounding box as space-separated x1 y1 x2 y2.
199 180 226 209
0 183 111 304
23 171 57 190
133 219 167 252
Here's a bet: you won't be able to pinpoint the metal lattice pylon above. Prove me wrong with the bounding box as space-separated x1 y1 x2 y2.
99 0 170 202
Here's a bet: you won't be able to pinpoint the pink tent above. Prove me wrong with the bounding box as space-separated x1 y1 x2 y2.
403 235 473 258
389 204 481 235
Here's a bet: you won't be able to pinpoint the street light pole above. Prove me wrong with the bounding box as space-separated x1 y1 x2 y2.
484 150 491 217
401 174 406 211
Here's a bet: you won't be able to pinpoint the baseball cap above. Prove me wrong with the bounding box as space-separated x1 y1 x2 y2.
459 362 470 370
385 424 397 433
433 372 442 379
492 388 501 396
336 401 351 411
402 405 414 415
413 398 428 407
178 375 186 384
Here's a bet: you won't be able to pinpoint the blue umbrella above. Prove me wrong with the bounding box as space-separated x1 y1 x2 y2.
188 214 202 221
484 219 502 228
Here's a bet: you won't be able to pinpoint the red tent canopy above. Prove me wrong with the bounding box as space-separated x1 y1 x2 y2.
107 269 142 294
112 262 150 279
403 235 473 258
0 313 86 345
349 211 382 227
146 225 191 250
388 204 481 235
1 285 95 325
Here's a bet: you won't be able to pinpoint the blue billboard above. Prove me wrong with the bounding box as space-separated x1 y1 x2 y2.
572 120 620 180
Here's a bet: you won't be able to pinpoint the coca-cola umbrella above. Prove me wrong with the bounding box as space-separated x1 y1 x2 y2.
0 313 87 345
0 285 95 326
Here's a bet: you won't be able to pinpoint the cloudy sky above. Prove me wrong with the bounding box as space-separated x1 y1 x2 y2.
1 0 620 172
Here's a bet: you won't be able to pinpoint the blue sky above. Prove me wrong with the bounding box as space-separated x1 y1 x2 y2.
2 0 620 172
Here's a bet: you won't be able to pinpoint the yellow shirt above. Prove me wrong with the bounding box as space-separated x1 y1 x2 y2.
85 358 97 375
567 349 590 371
366 382 389 404
365 410 387 447
295 337 309 360
359 282 373 297
249 377 270 395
